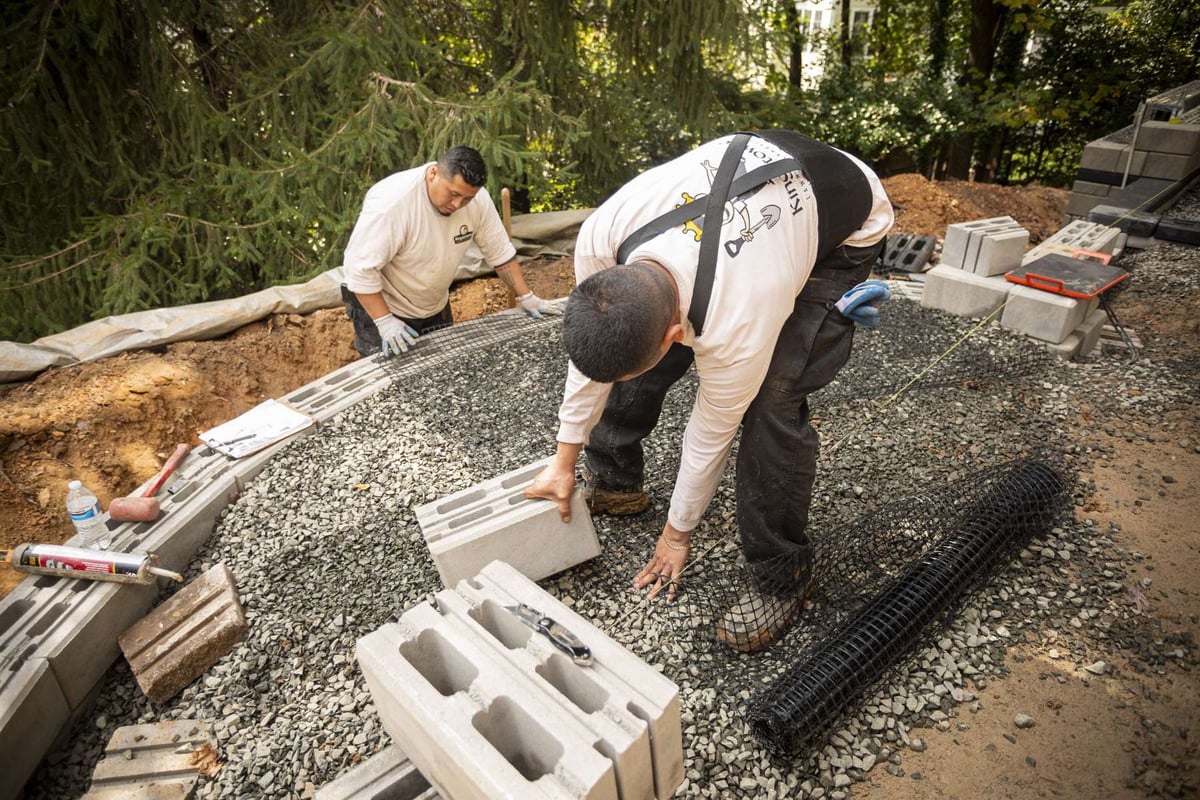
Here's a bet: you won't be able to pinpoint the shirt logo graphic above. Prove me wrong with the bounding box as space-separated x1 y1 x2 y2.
453 225 474 244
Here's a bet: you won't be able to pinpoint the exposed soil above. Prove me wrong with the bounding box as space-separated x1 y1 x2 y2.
3 174 1197 796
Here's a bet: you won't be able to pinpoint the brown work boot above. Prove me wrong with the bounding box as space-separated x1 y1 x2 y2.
581 469 650 516
715 577 812 654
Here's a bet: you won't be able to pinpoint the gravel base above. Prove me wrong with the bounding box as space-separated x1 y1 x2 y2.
28 240 1198 799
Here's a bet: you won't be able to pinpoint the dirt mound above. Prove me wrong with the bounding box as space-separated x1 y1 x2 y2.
0 176 1063 598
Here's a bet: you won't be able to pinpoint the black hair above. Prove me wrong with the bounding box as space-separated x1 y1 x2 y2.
563 263 676 383
438 146 488 187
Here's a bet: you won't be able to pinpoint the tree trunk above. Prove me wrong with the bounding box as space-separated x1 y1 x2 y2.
782 0 804 92
938 0 1006 179
840 0 852 67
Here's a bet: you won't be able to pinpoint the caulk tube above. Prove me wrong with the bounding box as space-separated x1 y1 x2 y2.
3 543 183 584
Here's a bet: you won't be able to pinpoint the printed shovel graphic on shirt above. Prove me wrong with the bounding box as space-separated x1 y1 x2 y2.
505 603 594 666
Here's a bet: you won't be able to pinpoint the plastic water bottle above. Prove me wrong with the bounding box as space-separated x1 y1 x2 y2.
66 480 111 549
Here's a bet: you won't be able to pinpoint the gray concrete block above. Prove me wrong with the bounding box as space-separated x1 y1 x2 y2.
84 720 213 799
316 745 440 800
1023 222 1122 262
920 265 1012 319
1000 285 1096 344
1043 331 1083 361
1086 205 1159 237
1071 180 1112 198
1139 150 1200 181
120 563 247 703
941 217 1014 269
1078 308 1108 359
416 458 601 588
1136 121 1200 156
0 657 70 800
973 227 1029 277
1080 140 1147 176
358 603 620 799
880 233 936 273
1066 193 1105 218
282 357 394 425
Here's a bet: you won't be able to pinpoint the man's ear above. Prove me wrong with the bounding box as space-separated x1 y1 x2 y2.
664 321 685 346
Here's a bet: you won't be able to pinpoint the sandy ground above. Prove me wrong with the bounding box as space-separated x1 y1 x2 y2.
3 173 1197 797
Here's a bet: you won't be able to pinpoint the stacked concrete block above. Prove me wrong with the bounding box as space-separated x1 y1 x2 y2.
1022 221 1122 264
357 560 683 800
316 745 441 800
1000 284 1098 345
1066 82 1200 222
940 217 1029 277
920 265 1012 319
82 720 213 799
119 563 247 703
416 458 601 588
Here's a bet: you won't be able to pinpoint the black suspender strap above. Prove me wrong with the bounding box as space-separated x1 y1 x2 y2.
689 133 750 336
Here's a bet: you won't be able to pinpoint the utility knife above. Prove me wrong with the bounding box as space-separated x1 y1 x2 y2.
505 603 593 666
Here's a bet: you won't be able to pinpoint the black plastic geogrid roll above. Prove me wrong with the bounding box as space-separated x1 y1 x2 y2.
745 459 1070 756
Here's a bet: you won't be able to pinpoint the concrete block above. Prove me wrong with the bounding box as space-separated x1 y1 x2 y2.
0 574 157 711
1078 309 1108 358
1066 193 1105 219
1000 284 1096 344
316 745 441 800
0 657 70 800
1044 331 1083 361
1071 180 1112 198
282 356 394 425
1137 121 1200 156
85 720 214 798
973 227 1030 277
119 563 247 703
1086 205 1159 237
941 217 1014 269
1023 222 1122 262
459 561 684 800
1080 140 1152 175
880 233 936 273
1106 177 1177 211
1157 217 1200 245
416 458 601 588
920 265 1012 319
357 602 620 799
1139 150 1200 181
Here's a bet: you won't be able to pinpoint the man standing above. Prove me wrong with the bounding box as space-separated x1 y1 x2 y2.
341 145 558 356
526 130 894 653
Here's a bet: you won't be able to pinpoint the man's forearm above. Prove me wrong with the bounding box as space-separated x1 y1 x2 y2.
355 291 392 321
495 260 531 296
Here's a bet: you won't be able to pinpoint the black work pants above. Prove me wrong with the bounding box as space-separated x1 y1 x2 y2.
584 241 882 569
341 285 453 356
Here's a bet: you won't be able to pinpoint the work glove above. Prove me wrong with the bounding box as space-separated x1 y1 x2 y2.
517 291 563 320
835 279 892 328
373 314 419 356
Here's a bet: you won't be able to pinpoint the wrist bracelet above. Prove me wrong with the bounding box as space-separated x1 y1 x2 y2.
662 534 690 552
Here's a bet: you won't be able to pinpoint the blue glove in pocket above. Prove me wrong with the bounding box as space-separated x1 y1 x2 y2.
835 280 891 328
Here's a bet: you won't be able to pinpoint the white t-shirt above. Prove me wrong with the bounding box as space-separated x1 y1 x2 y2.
342 163 518 319
559 135 894 532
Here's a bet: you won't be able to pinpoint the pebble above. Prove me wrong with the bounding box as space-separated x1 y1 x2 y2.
1014 714 1036 729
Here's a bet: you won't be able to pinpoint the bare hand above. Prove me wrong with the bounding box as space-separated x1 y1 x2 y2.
525 464 576 522
633 523 691 603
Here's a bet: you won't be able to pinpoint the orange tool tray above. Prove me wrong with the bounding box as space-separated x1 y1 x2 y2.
1005 252 1129 299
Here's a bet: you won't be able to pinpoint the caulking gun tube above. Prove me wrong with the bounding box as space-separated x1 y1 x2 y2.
3 543 183 584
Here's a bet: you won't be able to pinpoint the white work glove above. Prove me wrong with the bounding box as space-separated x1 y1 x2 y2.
517 291 563 319
373 314 419 356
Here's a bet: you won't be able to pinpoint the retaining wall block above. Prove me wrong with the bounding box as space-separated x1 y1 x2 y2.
1156 217 1200 245
281 356 395 426
1023 222 1122 263
416 458 601 589
357 603 620 799
920 265 1012 319
1000 284 1097 344
0 657 70 800
1136 121 1200 156
1066 193 1106 219
1086 206 1160 237
315 745 441 800
941 217 1015 269
1070 180 1112 199
119 563 247 704
1139 150 1200 182
83 720 213 798
1078 309 1109 359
